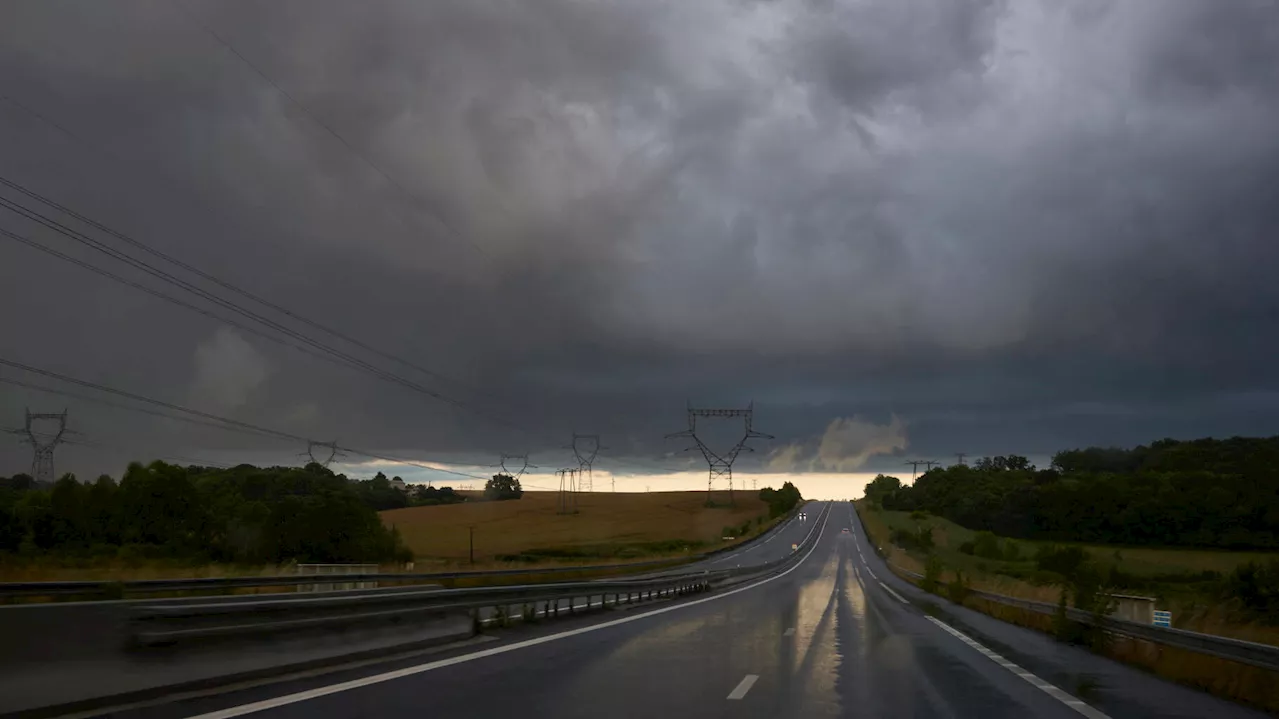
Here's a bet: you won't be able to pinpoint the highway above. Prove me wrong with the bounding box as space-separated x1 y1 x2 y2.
105 500 1266 719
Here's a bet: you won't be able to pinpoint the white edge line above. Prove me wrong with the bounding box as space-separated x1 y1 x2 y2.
726 674 759 700
924 615 1111 719
184 504 832 719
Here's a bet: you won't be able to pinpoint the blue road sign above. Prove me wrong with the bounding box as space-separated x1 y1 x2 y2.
1153 609 1172 627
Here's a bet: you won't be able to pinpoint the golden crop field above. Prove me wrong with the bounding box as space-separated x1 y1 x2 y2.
381 490 770 562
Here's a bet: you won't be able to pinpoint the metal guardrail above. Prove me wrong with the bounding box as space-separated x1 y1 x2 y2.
0 505 813 602
129 503 831 647
885 564 1279 670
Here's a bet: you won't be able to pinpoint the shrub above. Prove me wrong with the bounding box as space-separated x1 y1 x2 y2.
972 531 1003 560
947 571 970 604
922 554 943 594
1035 544 1090 578
909 510 929 521
890 526 935 552
1002 541 1021 561
958 540 976 555
1224 560 1279 619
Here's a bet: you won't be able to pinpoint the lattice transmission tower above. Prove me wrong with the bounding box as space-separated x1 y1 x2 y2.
299 440 345 468
13 409 70 484
567 434 609 492
496 453 536 479
665 403 773 506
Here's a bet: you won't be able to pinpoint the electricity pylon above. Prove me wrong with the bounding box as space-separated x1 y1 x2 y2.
665 403 772 506
299 440 345 468
13 409 70 484
567 434 608 492
497 453 535 479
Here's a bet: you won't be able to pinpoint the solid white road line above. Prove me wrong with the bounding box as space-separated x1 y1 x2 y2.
849 503 1106 716
726 674 760 700
924 616 1111 719
182 504 833 719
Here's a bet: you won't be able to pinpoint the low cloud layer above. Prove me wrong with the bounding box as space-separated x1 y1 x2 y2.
0 0 1273 481
768 415 908 473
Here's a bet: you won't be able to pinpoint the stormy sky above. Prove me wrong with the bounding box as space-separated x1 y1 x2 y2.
0 0 1275 497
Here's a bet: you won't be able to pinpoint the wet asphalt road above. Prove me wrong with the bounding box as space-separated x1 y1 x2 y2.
103 500 1267 719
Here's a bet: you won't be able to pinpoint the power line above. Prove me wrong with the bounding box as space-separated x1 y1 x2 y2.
0 224 380 374
0 172 496 405
60 436 233 470
0 193 525 431
2 77 699 476
0 356 494 482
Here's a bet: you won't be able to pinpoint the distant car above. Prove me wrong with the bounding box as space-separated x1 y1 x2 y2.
799 512 807 520
842 528 850 534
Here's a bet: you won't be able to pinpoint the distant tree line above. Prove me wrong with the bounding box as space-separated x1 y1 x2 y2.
353 471 467 511
759 482 803 518
0 461 413 564
864 437 1277 550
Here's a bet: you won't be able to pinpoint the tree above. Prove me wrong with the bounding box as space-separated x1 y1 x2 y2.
863 474 902 507
484 473 523 501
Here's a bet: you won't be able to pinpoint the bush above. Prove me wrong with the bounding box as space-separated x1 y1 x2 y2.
1035 544 1090 578
891 525 935 552
1002 541 1021 561
1224 560 1279 619
922 554 943 594
946 571 970 604
972 531 1002 560
958 540 975 555
909 510 929 521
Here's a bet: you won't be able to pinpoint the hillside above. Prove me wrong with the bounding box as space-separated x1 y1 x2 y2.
381 490 771 562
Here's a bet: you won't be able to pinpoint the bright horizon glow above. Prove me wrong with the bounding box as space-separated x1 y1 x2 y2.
334 459 887 500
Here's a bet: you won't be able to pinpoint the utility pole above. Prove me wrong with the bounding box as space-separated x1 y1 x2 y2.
12 409 70 484
567 434 607 492
556 468 579 514
666 402 773 507
904 460 940 477
468 525 475 565
954 452 968 467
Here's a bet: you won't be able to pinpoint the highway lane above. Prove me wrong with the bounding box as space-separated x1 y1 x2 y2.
691 499 823 569
601 500 823 583
121 500 1147 719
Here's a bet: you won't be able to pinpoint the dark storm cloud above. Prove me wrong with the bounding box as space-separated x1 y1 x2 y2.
0 0 1274 480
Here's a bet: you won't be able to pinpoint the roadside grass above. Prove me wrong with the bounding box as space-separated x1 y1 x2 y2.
858 503 1277 645
382 490 774 563
857 502 1278 712
872 508 1273 577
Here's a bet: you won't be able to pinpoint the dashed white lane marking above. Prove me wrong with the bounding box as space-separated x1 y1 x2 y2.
726 674 760 700
783 628 795 637
181 505 832 719
878 581 908 604
924 616 1111 719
